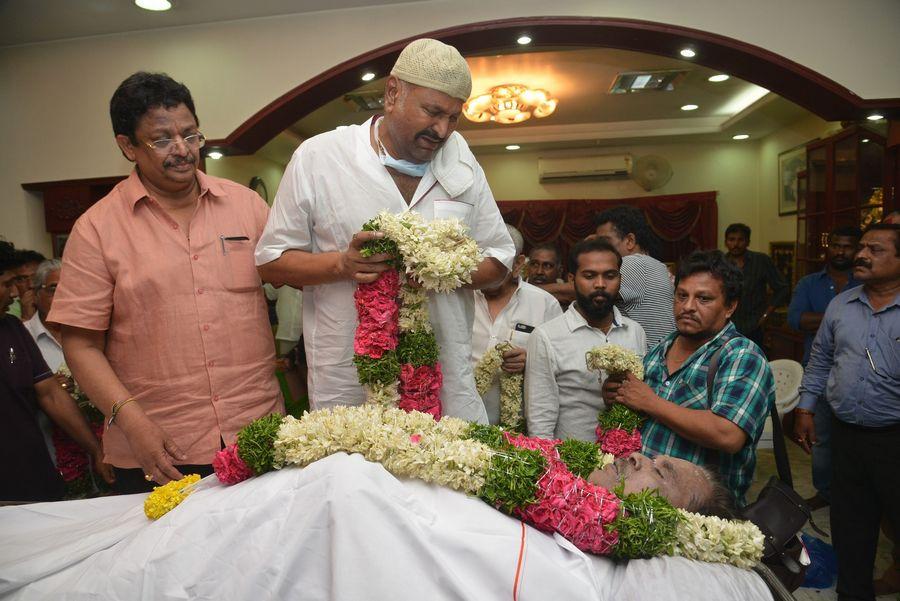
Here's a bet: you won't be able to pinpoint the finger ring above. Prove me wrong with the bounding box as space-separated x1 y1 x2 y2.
144 474 154 481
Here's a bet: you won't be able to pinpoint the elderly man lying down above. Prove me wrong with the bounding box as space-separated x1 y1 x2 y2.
0 406 772 601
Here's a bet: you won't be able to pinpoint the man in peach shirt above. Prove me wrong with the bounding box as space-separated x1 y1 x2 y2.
50 72 283 493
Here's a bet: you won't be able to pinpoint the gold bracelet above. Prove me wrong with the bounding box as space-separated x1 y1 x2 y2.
107 397 138 427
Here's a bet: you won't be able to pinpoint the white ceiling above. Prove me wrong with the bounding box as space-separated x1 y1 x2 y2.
0 0 421 47
285 47 810 160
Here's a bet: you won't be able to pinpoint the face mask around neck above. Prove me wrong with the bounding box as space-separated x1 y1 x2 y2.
375 118 430 178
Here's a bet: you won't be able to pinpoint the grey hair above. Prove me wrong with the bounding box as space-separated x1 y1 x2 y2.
506 224 524 255
690 465 736 519
32 259 62 288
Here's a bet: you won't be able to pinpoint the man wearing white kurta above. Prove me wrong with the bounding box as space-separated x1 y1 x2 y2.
526 238 646 441
256 39 514 424
471 226 562 424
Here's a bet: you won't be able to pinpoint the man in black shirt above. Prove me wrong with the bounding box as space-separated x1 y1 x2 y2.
724 223 789 351
0 241 113 502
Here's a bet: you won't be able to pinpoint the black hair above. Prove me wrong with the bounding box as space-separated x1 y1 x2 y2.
675 250 743 304
863 222 900 256
593 205 662 259
14 249 47 267
690 466 737 519
724 223 751 240
0 241 17 274
568 237 622 275
110 72 198 143
529 243 562 265
830 225 862 241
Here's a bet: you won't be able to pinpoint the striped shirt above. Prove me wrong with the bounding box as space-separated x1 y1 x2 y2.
617 253 676 350
640 322 774 505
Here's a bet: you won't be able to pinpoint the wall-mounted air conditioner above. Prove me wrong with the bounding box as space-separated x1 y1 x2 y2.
538 154 633 183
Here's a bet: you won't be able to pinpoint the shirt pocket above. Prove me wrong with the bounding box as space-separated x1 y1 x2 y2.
510 329 531 349
220 236 261 292
433 198 473 223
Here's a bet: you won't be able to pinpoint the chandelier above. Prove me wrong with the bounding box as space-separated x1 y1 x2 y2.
462 84 558 125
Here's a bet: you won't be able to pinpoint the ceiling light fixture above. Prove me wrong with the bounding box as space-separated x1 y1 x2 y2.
680 104 699 111
679 48 696 58
207 151 224 160
505 145 521 151
732 134 750 140
708 74 730 82
463 84 558 124
862 138 870 143
361 72 376 82
135 0 172 11
517 35 532 45
867 114 884 121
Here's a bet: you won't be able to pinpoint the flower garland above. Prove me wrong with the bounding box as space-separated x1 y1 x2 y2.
473 341 524 431
586 345 646 457
144 474 201 520
354 211 482 418
198 406 763 568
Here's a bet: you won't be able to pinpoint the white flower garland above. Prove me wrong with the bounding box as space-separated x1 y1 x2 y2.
474 342 524 431
585 344 644 379
673 510 767 570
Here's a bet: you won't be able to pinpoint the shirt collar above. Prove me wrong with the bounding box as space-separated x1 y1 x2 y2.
123 168 224 210
564 303 624 332
847 286 900 311
24 314 60 348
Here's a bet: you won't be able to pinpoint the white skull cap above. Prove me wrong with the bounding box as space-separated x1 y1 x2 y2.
390 38 472 101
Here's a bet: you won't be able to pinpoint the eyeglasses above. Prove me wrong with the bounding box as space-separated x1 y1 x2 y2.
144 132 206 154
36 283 58 295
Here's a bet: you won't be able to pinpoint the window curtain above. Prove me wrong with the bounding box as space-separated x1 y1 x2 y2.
497 191 717 267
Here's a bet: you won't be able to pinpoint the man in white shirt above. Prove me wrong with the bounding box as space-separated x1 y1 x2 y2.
471 226 562 424
24 259 64 372
256 39 514 424
526 238 646 441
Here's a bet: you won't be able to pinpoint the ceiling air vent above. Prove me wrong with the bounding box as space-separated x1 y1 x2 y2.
344 92 384 111
609 70 686 94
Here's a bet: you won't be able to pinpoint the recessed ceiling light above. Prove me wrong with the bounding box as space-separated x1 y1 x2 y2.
679 48 696 58
732 134 750 140
517 35 532 45
862 138 870 143
867 113 884 121
135 0 172 11
505 144 521 151
680 104 699 111
207 151 223 160
708 74 730 82
361 72 376 82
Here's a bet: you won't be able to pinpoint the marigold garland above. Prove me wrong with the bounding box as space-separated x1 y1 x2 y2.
354 211 482 418
144 474 201 520
208 406 764 568
586 345 646 457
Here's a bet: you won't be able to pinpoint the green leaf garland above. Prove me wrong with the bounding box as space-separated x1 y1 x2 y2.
236 413 284 475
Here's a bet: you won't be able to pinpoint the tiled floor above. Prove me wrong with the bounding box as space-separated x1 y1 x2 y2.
749 444 897 601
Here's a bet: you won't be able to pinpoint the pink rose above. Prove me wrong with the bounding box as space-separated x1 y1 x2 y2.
398 363 442 419
596 427 642 458
213 443 254 485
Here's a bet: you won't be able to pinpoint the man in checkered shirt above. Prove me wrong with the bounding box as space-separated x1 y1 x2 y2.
603 250 774 506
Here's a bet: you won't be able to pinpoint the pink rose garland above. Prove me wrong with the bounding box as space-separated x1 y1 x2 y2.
353 270 400 358
398 363 443 418
595 426 643 458
213 443 254 485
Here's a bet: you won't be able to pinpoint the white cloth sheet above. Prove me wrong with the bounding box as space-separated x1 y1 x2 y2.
0 453 770 601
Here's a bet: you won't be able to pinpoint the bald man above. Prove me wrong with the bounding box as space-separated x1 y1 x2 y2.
256 38 515 424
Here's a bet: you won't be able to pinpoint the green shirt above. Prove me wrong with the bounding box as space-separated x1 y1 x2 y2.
640 322 774 505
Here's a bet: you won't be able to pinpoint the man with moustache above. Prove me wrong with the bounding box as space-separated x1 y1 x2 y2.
525 238 646 441
794 223 900 601
471 226 562 424
256 39 514 423
603 250 774 505
787 225 861 509
49 72 282 493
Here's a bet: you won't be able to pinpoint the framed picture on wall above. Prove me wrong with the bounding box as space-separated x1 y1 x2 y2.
778 143 808 216
769 241 796 286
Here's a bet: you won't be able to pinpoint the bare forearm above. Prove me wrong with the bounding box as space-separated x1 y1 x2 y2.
35 381 101 455
61 332 131 417
644 396 746 453
798 312 824 332
466 257 507 290
258 250 343 288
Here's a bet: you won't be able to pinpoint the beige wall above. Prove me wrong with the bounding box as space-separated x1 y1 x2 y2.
204 155 286 207
2 0 898 253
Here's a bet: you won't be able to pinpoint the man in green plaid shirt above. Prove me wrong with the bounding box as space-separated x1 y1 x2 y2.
603 250 774 506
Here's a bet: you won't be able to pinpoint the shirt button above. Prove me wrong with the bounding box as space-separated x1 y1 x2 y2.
197 288 204 295
664 380 670 386
207 360 215 368
193 254 199 261
203 324 210 331
213 395 220 402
